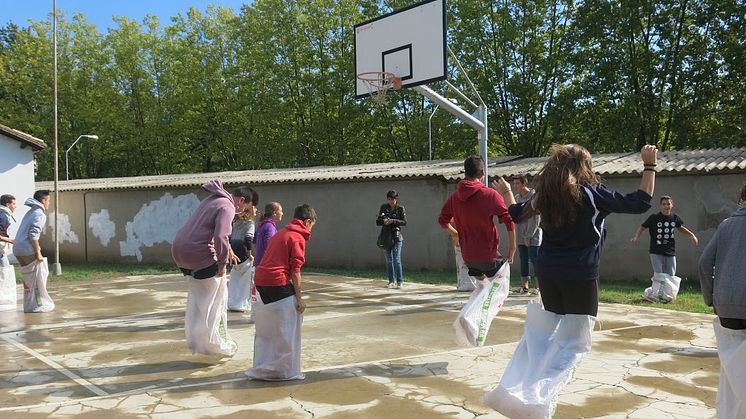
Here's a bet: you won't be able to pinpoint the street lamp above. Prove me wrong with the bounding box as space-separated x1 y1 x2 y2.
427 98 458 160
65 135 99 181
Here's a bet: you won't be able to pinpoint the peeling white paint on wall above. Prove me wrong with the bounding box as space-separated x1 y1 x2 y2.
89 209 116 247
47 213 80 244
119 193 200 261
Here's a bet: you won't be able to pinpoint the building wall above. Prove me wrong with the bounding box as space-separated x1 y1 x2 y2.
39 173 745 281
0 135 38 258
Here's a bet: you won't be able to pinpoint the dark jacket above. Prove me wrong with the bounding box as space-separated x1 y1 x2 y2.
510 183 651 281
377 204 406 241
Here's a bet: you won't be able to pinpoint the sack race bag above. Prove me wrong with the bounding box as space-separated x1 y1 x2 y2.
484 300 596 419
642 273 681 303
453 262 510 347
713 319 746 419
227 259 252 312
21 258 54 313
245 294 305 381
249 275 257 323
0 265 17 311
376 227 394 250
185 274 236 356
454 245 476 292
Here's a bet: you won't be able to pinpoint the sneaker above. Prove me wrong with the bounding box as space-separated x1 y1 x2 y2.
387 282 395 288
396 283 402 289
520 287 530 295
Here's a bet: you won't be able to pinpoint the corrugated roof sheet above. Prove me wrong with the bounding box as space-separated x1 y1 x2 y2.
37 148 745 192
0 123 47 151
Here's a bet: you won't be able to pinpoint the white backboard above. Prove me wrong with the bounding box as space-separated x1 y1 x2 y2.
354 0 447 98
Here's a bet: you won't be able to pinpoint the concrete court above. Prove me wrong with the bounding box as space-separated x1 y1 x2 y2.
0 272 719 418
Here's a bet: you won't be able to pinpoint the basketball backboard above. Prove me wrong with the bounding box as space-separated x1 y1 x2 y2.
354 0 447 98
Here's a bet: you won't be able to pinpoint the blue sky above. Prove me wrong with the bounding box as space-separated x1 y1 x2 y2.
2 1 251 31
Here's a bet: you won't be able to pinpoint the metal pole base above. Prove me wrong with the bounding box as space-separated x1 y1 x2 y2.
52 262 62 276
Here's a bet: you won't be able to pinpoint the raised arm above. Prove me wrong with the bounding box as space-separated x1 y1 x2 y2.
639 145 657 197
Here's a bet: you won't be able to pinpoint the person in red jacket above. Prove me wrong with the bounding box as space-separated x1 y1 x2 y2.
246 204 316 381
438 155 516 278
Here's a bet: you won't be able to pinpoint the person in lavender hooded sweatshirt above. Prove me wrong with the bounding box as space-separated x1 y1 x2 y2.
172 180 256 356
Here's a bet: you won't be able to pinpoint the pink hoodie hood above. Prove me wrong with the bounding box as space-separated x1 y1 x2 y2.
171 179 237 271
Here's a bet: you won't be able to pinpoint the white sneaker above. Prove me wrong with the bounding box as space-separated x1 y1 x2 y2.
387 282 395 288
396 283 402 289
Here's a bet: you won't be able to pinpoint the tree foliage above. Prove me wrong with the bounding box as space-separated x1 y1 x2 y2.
0 0 743 181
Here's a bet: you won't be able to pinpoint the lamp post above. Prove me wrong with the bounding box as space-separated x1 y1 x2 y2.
428 104 439 161
52 0 60 276
65 135 99 181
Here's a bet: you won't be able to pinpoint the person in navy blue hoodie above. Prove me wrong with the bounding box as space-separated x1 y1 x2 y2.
484 144 657 418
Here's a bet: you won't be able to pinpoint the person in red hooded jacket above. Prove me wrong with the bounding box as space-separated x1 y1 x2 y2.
438 155 516 278
246 204 316 381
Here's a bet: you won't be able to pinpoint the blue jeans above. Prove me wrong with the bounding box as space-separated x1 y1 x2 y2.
518 245 539 280
385 240 404 283
649 254 676 276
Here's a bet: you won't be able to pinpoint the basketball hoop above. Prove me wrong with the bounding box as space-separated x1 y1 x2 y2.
357 71 402 105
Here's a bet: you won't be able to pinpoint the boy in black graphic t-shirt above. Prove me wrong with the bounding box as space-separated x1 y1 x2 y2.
630 195 698 276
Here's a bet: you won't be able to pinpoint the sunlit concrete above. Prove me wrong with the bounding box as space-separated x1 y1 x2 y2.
0 273 718 418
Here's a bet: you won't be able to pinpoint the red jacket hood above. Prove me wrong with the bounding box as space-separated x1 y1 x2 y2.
455 179 486 201
285 218 312 241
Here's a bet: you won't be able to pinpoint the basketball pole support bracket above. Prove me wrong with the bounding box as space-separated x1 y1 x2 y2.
415 45 489 183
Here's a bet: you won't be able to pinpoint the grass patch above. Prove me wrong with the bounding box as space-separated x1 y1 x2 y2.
15 263 177 282
308 266 714 315
12 263 713 314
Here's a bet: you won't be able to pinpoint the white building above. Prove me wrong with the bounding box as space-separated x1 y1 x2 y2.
0 123 47 253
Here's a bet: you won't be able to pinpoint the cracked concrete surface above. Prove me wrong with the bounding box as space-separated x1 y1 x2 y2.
0 273 718 418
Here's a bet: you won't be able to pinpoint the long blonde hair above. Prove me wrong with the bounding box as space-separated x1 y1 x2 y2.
534 144 600 227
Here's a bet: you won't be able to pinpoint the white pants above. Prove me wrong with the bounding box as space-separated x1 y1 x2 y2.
713 319 746 419
0 265 17 311
485 300 595 418
454 246 476 291
185 274 236 356
227 259 253 312
21 258 54 313
245 294 304 381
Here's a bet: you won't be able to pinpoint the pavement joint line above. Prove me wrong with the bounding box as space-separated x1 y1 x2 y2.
1 335 109 397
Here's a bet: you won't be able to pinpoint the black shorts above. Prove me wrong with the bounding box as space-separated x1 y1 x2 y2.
256 284 296 304
719 317 746 330
466 259 505 278
179 263 218 280
538 278 599 316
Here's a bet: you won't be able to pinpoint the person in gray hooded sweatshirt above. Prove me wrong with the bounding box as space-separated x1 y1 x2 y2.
699 183 746 419
15 190 55 312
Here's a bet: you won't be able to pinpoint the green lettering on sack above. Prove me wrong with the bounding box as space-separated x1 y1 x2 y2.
477 281 500 344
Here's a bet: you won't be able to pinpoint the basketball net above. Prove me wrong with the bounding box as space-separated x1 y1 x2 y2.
357 71 402 105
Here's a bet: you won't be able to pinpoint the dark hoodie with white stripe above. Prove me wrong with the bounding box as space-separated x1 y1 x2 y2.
509 184 652 282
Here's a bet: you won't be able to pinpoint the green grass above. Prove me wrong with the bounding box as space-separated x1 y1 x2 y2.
14 263 713 314
14 263 177 282
307 266 714 315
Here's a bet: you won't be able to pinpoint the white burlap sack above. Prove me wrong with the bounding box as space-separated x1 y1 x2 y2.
484 300 595 419
185 274 236 356
643 273 681 303
454 246 476 292
245 294 305 381
453 262 510 347
0 265 17 311
227 259 252 312
713 319 746 419
21 258 54 313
